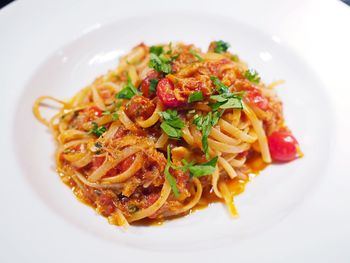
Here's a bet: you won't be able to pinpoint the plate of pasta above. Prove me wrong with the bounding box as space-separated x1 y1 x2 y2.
1 0 349 262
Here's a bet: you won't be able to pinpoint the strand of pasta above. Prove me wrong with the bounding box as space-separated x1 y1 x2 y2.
101 153 143 184
127 180 172 222
243 102 271 163
162 178 202 217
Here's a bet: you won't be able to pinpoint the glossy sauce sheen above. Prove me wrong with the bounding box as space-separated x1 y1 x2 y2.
133 154 266 226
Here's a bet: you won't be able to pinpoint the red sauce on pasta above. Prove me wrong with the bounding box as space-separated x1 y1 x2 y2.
34 41 301 228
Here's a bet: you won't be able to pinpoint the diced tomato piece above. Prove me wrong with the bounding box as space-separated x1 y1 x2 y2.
140 70 160 98
104 155 135 178
85 106 103 117
156 78 183 108
91 156 105 169
124 96 155 121
119 155 136 173
99 193 115 216
268 130 299 162
113 128 128 140
246 88 269 110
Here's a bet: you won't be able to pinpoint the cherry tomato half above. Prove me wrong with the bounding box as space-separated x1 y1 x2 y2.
156 78 183 108
247 88 269 110
268 130 299 162
140 70 160 98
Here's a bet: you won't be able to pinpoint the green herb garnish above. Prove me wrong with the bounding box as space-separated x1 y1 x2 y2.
165 145 180 197
209 93 243 110
193 111 222 159
177 157 218 177
89 122 107 137
149 79 159 94
188 91 204 103
111 112 119 121
159 109 185 139
160 122 182 139
214 40 230 54
149 45 163 56
148 46 173 74
210 76 229 94
189 49 204 62
209 76 243 110
116 77 141 99
101 110 119 121
244 69 260 84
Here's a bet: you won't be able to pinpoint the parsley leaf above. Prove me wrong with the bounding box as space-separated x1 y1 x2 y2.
209 77 243 110
188 91 204 103
150 45 164 56
116 77 141 99
174 156 218 177
210 93 243 110
244 69 260 84
159 110 185 129
149 79 158 94
210 76 229 94
111 112 119 121
89 122 107 137
165 145 180 197
102 110 119 121
188 156 218 177
214 40 230 53
160 122 182 138
193 111 221 159
189 49 204 62
149 53 172 74
159 110 185 139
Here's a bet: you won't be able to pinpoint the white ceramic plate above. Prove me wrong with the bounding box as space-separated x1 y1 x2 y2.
1 0 349 262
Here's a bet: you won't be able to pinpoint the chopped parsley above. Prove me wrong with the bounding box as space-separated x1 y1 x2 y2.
160 123 182 139
165 145 180 197
149 79 158 94
89 122 107 137
149 45 174 75
210 76 229 94
188 91 204 103
193 111 222 159
214 40 230 53
102 110 119 121
189 49 204 62
116 77 141 99
111 112 119 121
210 93 243 110
159 109 185 139
177 157 218 177
149 45 163 56
209 76 243 110
244 69 260 84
